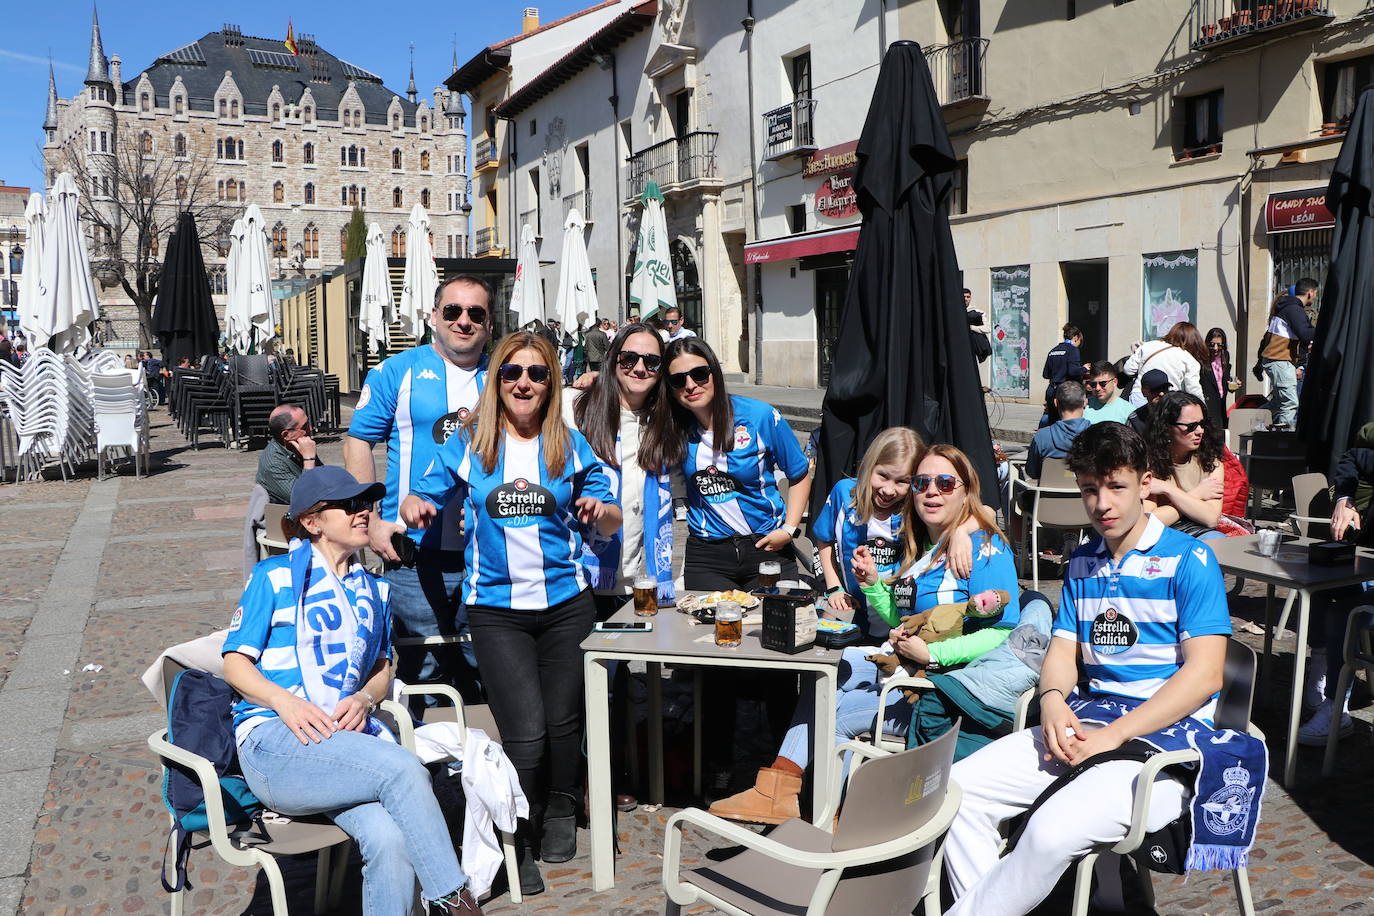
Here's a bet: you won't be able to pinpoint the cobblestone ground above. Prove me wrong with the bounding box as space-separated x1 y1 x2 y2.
0 406 1369 915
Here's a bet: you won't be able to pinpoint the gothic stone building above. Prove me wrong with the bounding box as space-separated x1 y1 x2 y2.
42 11 469 347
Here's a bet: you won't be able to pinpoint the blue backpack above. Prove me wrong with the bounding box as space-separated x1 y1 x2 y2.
160 668 265 892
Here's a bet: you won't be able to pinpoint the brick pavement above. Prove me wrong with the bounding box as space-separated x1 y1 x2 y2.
0 406 1368 915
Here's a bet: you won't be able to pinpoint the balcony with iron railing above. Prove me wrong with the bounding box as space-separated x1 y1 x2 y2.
474 136 499 172
1191 0 1332 50
562 187 594 223
626 131 721 199
762 98 818 161
474 225 501 257
924 38 990 111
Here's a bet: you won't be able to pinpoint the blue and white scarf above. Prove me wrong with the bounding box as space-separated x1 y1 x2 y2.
1071 694 1266 871
287 539 393 741
577 433 676 603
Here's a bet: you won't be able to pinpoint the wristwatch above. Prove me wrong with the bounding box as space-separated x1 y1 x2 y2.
783 525 801 539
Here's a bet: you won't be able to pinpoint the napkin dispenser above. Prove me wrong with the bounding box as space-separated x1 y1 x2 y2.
758 589 818 654
1308 540 1356 566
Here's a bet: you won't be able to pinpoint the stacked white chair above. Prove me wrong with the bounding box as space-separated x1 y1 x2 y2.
0 348 78 480
90 365 149 479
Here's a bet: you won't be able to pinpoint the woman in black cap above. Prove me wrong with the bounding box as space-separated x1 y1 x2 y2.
223 466 482 916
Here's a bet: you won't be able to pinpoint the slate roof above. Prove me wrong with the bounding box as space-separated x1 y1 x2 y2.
122 29 420 126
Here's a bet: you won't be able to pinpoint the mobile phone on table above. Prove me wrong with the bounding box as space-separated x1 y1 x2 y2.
594 621 652 632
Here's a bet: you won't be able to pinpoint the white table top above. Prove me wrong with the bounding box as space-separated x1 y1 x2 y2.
1208 534 1374 591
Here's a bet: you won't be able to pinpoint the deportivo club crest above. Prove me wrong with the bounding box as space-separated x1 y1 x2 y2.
1201 763 1255 837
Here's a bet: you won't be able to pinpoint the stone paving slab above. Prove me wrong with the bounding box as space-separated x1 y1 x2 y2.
0 619 28 692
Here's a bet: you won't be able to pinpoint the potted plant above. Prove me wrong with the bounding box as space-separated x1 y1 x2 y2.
1208 143 1222 155
1202 22 1220 39
1218 15 1233 33
1235 9 1253 26
1178 148 1194 161
1258 4 1275 23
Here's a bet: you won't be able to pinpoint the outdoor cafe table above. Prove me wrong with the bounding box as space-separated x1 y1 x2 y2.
582 600 846 891
1208 534 1374 787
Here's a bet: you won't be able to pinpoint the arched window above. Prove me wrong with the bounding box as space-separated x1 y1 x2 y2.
175 176 187 199
141 92 151 112
359 148 366 168
420 188 430 208
392 148 402 170
420 116 428 133
89 132 96 152
303 224 319 259
391 227 406 257
174 96 184 115
340 187 348 205
340 146 347 166
304 105 313 124
272 103 280 121
218 98 227 118
272 140 283 163
231 99 239 118
392 112 400 130
303 142 314 164
361 188 367 207
303 182 315 204
670 239 704 333
209 266 227 295
225 179 237 202
174 133 186 157
217 179 225 200
237 139 244 160
420 150 430 171
216 138 223 159
273 181 284 203
140 174 153 196
140 132 153 155
340 227 349 257
348 146 357 167
271 222 287 255
348 185 359 206
393 187 403 208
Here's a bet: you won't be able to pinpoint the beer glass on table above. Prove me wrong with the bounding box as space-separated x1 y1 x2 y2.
758 560 782 591
632 575 658 616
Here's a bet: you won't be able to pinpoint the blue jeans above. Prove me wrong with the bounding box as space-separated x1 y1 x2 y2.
1262 358 1298 426
387 549 480 703
237 719 466 915
777 648 910 773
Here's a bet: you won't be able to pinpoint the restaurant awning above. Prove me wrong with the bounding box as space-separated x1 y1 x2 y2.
744 225 860 264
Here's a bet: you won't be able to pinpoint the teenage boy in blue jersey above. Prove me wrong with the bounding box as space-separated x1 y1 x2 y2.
345 275 492 702
943 422 1243 915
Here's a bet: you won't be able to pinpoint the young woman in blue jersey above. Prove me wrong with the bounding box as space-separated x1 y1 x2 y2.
661 337 812 589
223 467 482 916
400 331 620 896
709 444 1020 825
564 322 677 616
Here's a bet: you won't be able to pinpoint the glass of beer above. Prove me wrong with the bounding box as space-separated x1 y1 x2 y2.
632 576 658 616
758 560 782 590
715 601 743 648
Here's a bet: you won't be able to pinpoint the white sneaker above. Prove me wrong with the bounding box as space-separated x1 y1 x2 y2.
1302 655 1327 713
1297 699 1353 746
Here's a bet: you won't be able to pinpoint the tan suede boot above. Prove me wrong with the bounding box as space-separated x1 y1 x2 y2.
707 767 802 825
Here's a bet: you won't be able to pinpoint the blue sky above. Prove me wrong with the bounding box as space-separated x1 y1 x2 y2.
0 1 594 193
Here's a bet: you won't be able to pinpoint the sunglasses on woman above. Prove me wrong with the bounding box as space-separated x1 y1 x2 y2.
915 474 963 495
667 365 713 389
497 363 552 384
1173 420 1205 434
617 350 662 372
319 495 373 514
440 304 488 324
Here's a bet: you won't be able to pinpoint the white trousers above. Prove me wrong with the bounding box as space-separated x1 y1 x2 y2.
944 727 1189 916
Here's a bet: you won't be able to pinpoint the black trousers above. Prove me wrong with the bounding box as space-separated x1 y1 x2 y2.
683 533 798 592
468 589 596 819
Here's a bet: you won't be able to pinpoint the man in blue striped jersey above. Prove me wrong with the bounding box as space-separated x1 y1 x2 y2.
943 422 1232 915
344 275 492 701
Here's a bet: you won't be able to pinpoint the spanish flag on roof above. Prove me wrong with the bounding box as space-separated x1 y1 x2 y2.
284 20 299 56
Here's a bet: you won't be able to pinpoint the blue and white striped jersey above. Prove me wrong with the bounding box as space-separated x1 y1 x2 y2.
812 478 905 637
411 430 618 610
681 396 810 539
222 551 392 745
901 530 1021 629
1054 513 1232 725
348 345 488 550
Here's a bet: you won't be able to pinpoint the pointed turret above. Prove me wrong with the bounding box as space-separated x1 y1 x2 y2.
407 44 417 104
44 62 58 130
85 5 109 85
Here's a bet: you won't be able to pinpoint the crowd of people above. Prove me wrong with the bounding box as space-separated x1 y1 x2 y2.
210 269 1372 915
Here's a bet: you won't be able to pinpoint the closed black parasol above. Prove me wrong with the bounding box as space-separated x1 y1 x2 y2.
152 212 219 365
812 41 998 515
1299 88 1374 478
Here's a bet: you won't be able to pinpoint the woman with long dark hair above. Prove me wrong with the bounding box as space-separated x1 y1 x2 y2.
401 331 621 895
1205 327 1238 423
661 337 812 589
1143 391 1226 539
564 322 677 615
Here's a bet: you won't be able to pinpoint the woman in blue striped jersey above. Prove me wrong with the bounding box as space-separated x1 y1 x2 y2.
402 331 620 895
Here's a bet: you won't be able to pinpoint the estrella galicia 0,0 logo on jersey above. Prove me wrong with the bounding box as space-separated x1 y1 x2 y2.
692 466 741 504
487 478 556 528
432 408 471 445
1089 606 1139 655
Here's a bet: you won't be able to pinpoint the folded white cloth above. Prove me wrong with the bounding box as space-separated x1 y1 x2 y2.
140 630 229 706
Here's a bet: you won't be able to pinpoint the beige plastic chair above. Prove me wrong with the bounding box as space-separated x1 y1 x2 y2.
146 658 351 916
256 503 291 560
1009 456 1090 593
1323 605 1374 778
661 725 962 916
1067 640 1262 916
1227 408 1272 455
1290 472 1333 539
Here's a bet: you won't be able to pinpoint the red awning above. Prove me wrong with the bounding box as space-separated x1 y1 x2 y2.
744 226 860 264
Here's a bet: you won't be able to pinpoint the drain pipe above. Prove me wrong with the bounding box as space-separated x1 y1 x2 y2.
608 51 625 323
744 2 762 383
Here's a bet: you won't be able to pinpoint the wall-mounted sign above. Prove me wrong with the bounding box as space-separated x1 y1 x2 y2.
1265 188 1335 234
806 141 860 222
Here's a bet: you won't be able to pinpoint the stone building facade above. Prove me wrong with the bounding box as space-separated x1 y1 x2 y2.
42 10 469 348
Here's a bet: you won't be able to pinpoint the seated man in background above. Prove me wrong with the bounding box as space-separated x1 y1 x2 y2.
1083 361 1132 425
1127 368 1172 438
1025 381 1090 480
256 405 321 505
